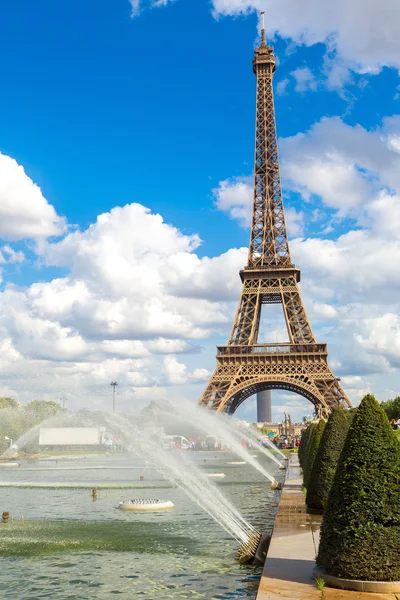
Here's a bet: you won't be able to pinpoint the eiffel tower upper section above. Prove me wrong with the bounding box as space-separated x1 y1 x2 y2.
248 18 291 271
228 13 315 348
198 14 352 416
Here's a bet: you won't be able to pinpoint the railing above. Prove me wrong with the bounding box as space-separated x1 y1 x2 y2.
217 343 327 355
243 263 297 270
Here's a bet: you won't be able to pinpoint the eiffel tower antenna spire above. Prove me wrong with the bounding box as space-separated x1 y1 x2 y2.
198 21 352 418
260 11 266 46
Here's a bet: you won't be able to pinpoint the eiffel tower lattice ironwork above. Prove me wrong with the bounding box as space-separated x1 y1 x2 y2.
198 13 352 418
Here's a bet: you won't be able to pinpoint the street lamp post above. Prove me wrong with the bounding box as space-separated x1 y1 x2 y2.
110 382 118 413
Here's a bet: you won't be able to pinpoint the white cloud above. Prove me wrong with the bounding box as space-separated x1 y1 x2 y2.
281 122 373 212
284 207 304 237
129 0 141 16
291 67 317 93
0 153 65 241
279 64 348 95
341 375 370 389
354 314 400 368
211 0 400 74
129 0 174 17
0 245 25 283
34 203 242 342
164 248 247 301
0 245 25 264
280 116 400 215
292 229 400 306
311 303 338 321
0 201 245 409
163 355 210 385
322 55 352 92
213 176 253 227
280 116 400 329
276 78 289 95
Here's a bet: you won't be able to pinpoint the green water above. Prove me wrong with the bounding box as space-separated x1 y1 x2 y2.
0 453 280 599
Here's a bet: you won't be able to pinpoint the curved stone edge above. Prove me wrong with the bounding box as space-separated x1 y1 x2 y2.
314 567 400 593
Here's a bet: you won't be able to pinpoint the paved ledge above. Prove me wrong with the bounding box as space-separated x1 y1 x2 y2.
256 454 396 600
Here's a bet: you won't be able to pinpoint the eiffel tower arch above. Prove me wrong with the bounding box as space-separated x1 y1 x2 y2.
198 14 352 419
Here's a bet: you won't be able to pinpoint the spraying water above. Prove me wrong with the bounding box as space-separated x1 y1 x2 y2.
233 420 286 460
156 402 279 485
1 413 69 459
103 413 255 544
0 405 271 547
188 402 285 468
218 414 286 465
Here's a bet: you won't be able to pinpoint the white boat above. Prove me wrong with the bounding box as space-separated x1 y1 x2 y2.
117 499 175 511
0 462 19 468
227 461 246 465
206 473 226 478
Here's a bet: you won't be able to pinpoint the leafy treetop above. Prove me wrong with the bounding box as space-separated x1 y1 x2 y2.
0 397 18 410
381 397 400 421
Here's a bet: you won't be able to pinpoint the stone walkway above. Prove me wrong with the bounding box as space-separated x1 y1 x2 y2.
256 454 397 600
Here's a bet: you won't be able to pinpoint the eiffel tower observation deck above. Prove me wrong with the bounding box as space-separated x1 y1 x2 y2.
198 13 352 419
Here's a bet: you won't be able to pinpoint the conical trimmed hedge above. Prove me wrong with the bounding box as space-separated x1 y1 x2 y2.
317 394 400 581
299 422 316 481
298 423 312 470
304 418 325 488
306 407 350 511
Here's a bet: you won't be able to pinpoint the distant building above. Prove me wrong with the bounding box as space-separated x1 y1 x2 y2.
293 423 306 436
256 422 282 435
39 427 114 450
256 421 306 437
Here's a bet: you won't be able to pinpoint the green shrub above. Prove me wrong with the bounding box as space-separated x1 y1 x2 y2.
317 394 400 581
299 422 315 474
306 408 350 511
303 419 325 488
298 424 310 470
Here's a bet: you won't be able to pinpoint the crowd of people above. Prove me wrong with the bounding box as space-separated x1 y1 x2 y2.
272 435 301 450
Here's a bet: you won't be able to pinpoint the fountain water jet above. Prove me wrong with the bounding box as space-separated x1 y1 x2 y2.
102 412 259 547
233 420 286 460
1 413 69 459
219 415 286 467
154 401 281 484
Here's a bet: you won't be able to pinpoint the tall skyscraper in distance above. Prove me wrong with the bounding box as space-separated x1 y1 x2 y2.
257 390 272 423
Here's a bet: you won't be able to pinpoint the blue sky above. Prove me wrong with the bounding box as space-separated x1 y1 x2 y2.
0 0 400 422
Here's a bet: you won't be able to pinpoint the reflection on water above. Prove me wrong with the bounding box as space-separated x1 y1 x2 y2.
0 453 280 599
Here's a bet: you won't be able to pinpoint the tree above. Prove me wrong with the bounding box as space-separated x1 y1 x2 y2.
317 394 400 581
0 397 18 410
0 410 24 454
303 419 325 488
24 400 64 424
381 397 400 422
306 408 350 511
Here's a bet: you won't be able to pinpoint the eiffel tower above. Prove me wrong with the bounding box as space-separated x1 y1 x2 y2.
198 13 352 419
